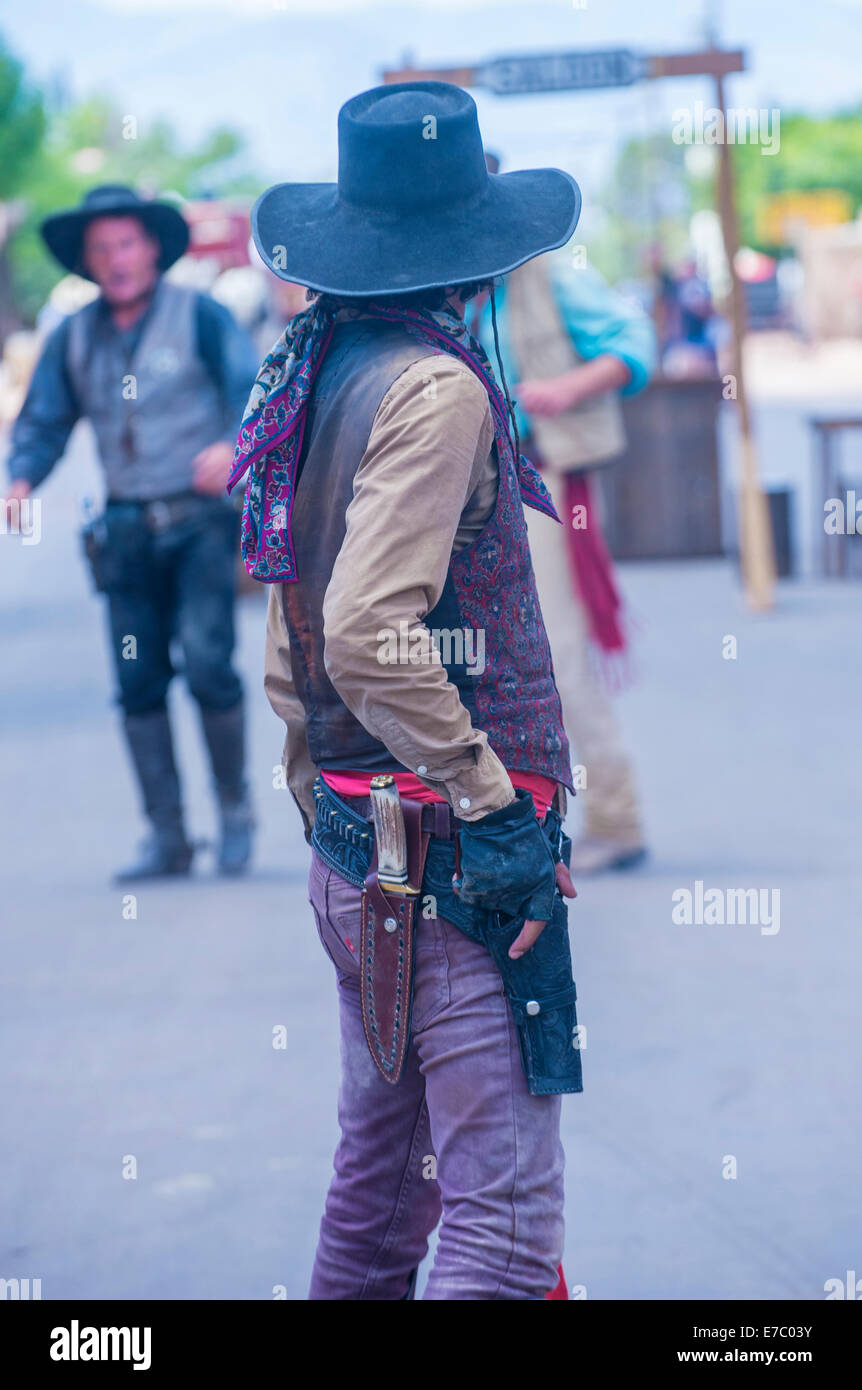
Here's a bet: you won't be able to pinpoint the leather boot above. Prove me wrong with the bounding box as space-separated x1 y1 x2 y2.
568 834 647 876
115 710 194 882
199 701 254 876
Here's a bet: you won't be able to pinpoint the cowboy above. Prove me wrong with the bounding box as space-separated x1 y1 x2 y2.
4 186 259 879
470 206 657 875
246 81 583 1299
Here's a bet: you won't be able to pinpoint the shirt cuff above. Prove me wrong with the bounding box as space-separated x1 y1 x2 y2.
6 460 44 487
616 349 650 396
415 742 516 821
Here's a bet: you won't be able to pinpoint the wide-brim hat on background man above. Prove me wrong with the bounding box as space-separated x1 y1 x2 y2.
252 82 581 298
40 185 190 280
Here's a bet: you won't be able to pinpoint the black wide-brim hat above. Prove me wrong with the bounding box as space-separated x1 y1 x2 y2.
252 82 581 297
40 184 190 279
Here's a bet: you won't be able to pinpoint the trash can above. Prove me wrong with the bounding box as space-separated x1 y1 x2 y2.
766 487 794 578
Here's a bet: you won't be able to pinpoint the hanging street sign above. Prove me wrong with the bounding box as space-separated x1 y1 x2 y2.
475 49 647 96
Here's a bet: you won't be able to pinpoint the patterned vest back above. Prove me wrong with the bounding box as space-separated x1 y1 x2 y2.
281 316 573 789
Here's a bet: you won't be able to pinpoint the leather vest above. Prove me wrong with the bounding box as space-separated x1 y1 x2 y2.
66 280 224 501
282 317 573 789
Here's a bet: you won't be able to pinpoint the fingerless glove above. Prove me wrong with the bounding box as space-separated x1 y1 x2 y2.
455 789 557 922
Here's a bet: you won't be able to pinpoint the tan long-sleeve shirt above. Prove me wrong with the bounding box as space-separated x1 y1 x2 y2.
264 348 520 836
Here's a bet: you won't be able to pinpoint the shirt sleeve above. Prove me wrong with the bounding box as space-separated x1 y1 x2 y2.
195 294 260 441
6 318 80 487
263 583 318 841
321 355 515 822
548 258 657 395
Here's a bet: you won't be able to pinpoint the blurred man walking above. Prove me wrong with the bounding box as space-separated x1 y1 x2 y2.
473 218 656 875
5 186 259 880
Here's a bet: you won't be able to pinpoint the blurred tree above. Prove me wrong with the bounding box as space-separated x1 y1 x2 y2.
0 41 45 197
0 37 46 335
609 108 862 272
712 108 862 255
593 133 692 287
593 106 862 312
2 38 262 325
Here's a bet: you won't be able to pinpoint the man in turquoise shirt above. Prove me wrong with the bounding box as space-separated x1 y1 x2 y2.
473 241 657 874
474 258 654 434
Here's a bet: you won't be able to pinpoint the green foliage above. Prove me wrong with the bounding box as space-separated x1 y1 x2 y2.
0 41 45 200
1 34 261 324
605 107 862 272
720 108 862 253
595 133 692 283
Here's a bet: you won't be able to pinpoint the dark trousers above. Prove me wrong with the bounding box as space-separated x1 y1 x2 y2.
101 497 243 716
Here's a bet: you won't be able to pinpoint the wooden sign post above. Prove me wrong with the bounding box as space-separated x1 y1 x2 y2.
384 48 776 610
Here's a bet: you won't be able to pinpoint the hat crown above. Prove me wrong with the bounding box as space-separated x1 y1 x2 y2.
337 82 488 211
82 184 141 210
249 78 581 297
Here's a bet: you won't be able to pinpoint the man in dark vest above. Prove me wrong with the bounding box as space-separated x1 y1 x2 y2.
245 82 584 1299
5 186 259 879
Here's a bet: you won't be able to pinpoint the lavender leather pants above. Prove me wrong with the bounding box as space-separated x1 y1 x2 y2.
306 847 565 1300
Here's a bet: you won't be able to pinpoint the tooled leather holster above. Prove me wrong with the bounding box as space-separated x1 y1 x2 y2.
360 797 451 1085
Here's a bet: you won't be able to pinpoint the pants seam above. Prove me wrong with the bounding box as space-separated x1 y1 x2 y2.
359 1095 432 1299
489 996 521 1299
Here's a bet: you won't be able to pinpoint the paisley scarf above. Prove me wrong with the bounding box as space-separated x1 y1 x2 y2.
226 300 562 582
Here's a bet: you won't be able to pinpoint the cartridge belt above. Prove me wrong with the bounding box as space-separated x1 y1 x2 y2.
311 774 455 887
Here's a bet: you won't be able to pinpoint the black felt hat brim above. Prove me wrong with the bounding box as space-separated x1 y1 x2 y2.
40 201 190 279
251 167 581 297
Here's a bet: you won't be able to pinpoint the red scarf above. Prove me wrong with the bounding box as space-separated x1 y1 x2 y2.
562 471 626 653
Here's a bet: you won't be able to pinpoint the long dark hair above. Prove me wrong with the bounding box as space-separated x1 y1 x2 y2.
310 277 522 466
311 280 494 315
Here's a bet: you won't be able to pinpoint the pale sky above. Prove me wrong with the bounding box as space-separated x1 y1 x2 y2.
3 0 860 233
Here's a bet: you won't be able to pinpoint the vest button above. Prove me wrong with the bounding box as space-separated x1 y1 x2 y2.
417 765 428 775
459 796 471 809
526 1000 541 1016
384 918 397 933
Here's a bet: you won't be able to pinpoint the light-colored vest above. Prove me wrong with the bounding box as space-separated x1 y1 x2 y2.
506 256 626 473
66 280 223 501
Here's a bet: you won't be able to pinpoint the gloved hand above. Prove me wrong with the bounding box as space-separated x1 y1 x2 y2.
453 789 557 923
